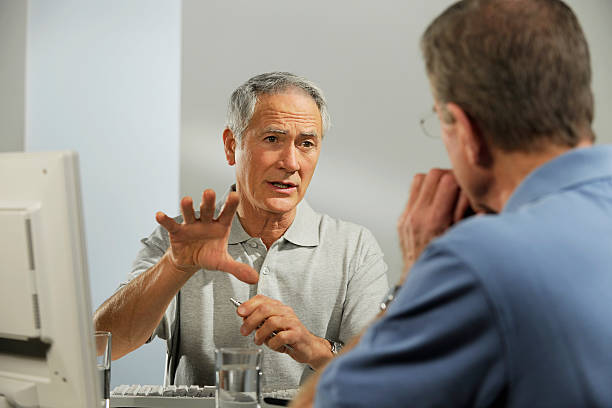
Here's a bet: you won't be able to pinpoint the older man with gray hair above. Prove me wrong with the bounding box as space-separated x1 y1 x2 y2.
94 72 389 390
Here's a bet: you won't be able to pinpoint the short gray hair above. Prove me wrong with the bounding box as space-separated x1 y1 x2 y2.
226 72 331 142
421 0 594 152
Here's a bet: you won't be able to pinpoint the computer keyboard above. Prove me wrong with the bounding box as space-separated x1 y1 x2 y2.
110 384 298 407
110 384 215 407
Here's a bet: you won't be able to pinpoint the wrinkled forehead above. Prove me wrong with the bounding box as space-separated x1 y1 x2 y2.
249 89 323 134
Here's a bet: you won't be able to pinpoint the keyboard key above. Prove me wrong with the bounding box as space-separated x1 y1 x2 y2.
162 385 176 396
114 384 129 396
148 385 162 396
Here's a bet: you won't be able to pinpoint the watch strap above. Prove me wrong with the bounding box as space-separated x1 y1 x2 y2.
325 338 344 355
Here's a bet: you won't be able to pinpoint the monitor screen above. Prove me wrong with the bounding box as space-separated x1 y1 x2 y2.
0 151 100 407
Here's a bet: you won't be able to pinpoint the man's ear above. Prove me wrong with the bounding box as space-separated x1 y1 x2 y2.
445 103 492 168
223 128 237 166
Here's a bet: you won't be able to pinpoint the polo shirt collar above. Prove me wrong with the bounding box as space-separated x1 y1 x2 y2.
282 200 320 247
228 216 251 245
504 145 612 213
221 185 320 247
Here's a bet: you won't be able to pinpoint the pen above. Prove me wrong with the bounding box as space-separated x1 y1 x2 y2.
230 297 295 352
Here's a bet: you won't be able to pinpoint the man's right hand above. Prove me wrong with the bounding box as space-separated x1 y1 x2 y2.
397 169 473 283
155 189 259 284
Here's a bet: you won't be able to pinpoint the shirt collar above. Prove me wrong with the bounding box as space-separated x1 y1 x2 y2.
282 200 320 247
221 185 320 247
504 145 612 213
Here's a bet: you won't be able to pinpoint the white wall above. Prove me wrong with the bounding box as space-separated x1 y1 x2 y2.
0 0 27 152
181 0 612 287
26 0 181 387
571 0 612 130
181 0 455 287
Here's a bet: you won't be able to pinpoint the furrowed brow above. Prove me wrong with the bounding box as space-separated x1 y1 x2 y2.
263 128 288 135
300 131 319 138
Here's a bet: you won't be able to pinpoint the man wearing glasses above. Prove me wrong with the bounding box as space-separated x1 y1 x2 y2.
292 0 612 406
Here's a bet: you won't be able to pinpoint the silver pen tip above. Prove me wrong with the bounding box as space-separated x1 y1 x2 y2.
229 297 241 307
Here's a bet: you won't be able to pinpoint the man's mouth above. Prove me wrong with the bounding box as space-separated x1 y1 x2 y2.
269 182 296 189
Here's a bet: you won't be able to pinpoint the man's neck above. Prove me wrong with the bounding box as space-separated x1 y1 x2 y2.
236 201 296 249
484 139 593 212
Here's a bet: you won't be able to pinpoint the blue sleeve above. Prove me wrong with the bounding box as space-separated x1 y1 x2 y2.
315 242 507 408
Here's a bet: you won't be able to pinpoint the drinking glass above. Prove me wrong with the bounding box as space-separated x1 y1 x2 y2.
95 331 112 408
215 348 262 408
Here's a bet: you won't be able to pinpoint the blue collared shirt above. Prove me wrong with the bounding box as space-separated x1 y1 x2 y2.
316 145 612 407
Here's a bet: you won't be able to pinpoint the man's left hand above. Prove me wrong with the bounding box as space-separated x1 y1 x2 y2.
236 295 333 370
398 169 472 283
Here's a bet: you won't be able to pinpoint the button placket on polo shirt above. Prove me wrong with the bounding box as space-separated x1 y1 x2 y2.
241 238 264 296
257 240 280 296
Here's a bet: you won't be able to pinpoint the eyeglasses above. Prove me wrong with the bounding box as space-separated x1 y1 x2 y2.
419 106 441 139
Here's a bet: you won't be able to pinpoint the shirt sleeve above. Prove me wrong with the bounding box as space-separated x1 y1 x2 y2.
119 226 176 342
338 228 389 343
316 242 507 408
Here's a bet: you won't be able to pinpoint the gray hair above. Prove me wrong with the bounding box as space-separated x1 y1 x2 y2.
226 72 331 142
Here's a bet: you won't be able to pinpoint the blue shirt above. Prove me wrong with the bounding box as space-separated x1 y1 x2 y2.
316 145 612 407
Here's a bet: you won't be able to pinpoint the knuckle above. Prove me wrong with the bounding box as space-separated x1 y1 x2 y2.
440 172 457 187
274 330 289 344
407 213 420 227
264 335 277 346
271 341 284 352
270 315 283 326
398 213 409 229
247 315 260 328
243 321 254 332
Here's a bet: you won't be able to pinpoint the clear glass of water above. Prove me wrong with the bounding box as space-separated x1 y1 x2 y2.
215 348 262 408
95 331 112 408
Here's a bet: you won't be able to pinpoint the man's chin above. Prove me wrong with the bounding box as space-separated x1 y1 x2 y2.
260 197 301 214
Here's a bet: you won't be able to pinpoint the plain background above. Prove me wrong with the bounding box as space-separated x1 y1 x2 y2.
24 0 181 387
0 0 26 152
1 0 610 387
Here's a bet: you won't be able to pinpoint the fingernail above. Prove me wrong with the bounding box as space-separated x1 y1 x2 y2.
237 306 245 314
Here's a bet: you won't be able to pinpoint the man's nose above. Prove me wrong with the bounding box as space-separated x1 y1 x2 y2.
278 144 300 172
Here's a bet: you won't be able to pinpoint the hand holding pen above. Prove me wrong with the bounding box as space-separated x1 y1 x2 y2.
230 294 335 370
230 297 294 352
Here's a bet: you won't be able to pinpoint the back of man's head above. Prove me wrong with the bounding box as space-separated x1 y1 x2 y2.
421 0 595 152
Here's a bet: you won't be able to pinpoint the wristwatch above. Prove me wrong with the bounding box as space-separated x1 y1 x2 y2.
379 285 401 312
326 338 344 355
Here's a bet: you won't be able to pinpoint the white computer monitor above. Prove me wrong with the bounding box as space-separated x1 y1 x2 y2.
0 151 100 408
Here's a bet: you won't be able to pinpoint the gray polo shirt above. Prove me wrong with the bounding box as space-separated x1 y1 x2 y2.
126 190 388 390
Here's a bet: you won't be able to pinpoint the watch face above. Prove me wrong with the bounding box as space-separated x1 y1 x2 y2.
327 339 342 355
